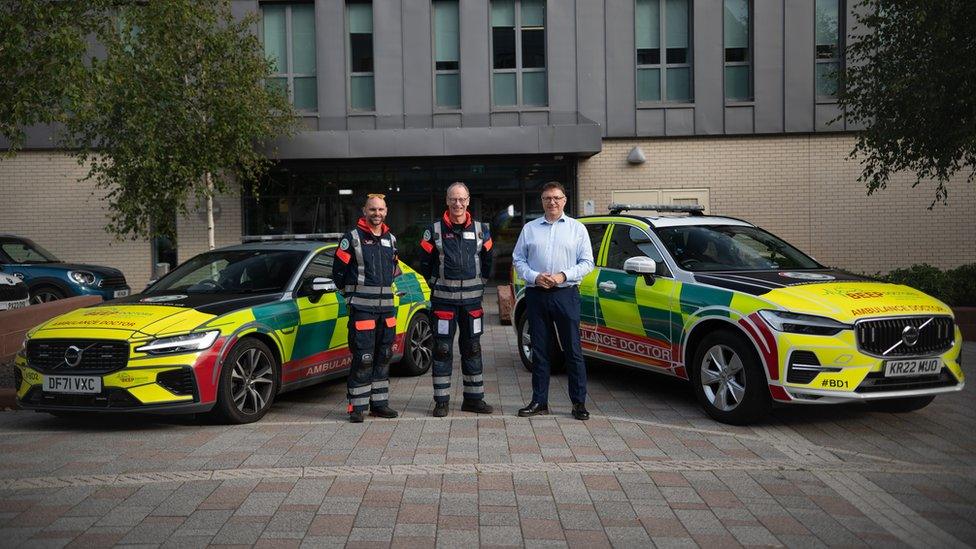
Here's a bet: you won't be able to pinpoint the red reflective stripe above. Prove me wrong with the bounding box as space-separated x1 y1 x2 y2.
420 239 434 253
483 237 493 251
468 309 483 318
335 248 351 264
433 310 455 320
355 319 376 330
385 317 397 328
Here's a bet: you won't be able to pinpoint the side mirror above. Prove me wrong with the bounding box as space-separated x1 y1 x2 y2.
624 256 656 275
311 277 337 293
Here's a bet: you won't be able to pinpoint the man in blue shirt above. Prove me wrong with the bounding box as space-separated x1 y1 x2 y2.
512 182 595 420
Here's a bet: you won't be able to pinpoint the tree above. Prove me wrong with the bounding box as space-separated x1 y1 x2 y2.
0 0 107 154
840 0 976 205
63 0 297 246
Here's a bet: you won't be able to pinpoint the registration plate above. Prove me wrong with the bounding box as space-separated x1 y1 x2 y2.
884 358 941 378
43 375 101 394
113 289 130 298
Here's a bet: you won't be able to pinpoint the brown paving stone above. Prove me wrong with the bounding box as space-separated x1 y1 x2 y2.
66 532 125 547
564 529 613 548
692 532 742 547
396 504 437 524
279 504 319 512
253 539 302 549
438 515 478 530
520 518 565 540
650 472 691 487
328 480 370 497
809 495 865 517
479 474 514 490
14 505 72 528
642 517 691 537
32 529 82 539
308 514 355 536
700 489 741 508
392 536 436 548
757 514 810 535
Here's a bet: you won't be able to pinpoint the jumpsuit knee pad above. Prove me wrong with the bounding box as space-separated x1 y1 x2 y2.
434 341 451 361
461 340 481 359
359 352 374 366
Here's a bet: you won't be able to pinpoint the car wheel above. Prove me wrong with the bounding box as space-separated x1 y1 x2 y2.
515 311 564 373
691 330 771 425
30 285 65 304
867 395 936 413
396 312 433 376
211 338 279 424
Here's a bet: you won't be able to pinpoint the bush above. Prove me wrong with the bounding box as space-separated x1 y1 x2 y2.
877 263 976 307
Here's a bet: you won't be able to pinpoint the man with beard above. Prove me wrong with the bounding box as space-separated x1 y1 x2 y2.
332 194 401 423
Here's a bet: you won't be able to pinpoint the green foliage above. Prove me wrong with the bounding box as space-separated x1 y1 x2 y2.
877 263 976 306
0 0 108 153
62 0 298 240
840 1 976 205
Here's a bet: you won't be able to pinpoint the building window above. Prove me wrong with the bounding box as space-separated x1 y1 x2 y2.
815 0 842 98
723 0 751 101
347 0 374 111
636 0 692 103
433 0 460 108
491 0 547 108
262 3 317 111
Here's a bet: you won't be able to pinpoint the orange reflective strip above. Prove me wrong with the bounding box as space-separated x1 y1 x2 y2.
335 248 351 264
483 237 493 251
385 317 397 328
468 309 484 318
354 319 376 330
433 310 454 320
420 239 434 253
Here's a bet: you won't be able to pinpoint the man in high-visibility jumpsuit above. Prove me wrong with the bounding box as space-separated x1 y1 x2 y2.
418 182 494 417
332 194 401 423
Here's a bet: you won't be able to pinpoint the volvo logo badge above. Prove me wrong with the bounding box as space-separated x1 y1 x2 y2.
902 325 920 347
64 345 84 367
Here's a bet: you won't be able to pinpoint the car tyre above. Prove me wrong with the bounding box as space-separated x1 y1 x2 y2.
515 310 564 373
211 338 279 424
867 395 936 413
690 329 771 425
30 285 65 305
395 312 433 376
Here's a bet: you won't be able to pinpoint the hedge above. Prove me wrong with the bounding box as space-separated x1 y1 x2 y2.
876 263 976 307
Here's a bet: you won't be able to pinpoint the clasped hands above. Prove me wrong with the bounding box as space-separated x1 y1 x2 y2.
534 272 566 289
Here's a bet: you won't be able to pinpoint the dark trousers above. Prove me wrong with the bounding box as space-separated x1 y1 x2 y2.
431 301 485 403
347 307 396 412
526 286 587 405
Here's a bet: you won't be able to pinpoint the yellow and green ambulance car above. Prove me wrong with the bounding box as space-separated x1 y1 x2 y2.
512 205 963 424
14 235 433 423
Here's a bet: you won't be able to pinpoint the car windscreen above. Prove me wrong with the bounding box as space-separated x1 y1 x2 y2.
146 250 307 294
655 225 822 272
0 238 60 263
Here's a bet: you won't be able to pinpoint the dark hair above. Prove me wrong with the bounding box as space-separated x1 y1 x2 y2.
541 181 565 195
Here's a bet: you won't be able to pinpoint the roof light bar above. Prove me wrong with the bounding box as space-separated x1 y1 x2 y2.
242 233 343 243
607 204 705 215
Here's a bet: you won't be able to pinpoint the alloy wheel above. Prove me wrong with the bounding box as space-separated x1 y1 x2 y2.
410 316 433 369
699 344 747 412
31 291 61 304
231 347 274 414
520 319 532 363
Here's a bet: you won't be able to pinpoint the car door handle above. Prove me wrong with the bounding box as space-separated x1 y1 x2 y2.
396 291 407 297
599 281 616 292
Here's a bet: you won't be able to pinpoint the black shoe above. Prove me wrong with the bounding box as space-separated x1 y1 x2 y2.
369 405 399 419
349 411 364 423
461 399 494 414
572 402 590 421
517 402 549 417
432 401 449 417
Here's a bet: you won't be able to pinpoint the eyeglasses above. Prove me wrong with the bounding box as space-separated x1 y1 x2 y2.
366 193 386 199
541 196 566 203
447 197 470 204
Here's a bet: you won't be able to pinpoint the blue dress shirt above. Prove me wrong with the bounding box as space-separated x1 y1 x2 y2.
513 213 594 287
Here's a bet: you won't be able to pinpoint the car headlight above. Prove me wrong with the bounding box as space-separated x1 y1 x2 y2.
758 310 850 336
68 270 97 286
135 330 220 355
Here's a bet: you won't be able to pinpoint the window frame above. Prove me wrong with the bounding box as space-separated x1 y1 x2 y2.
635 0 694 106
814 0 845 102
431 0 461 110
722 0 753 103
260 2 318 113
489 0 549 110
345 0 375 112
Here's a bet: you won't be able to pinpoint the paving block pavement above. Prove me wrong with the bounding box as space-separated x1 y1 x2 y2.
0 296 974 547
